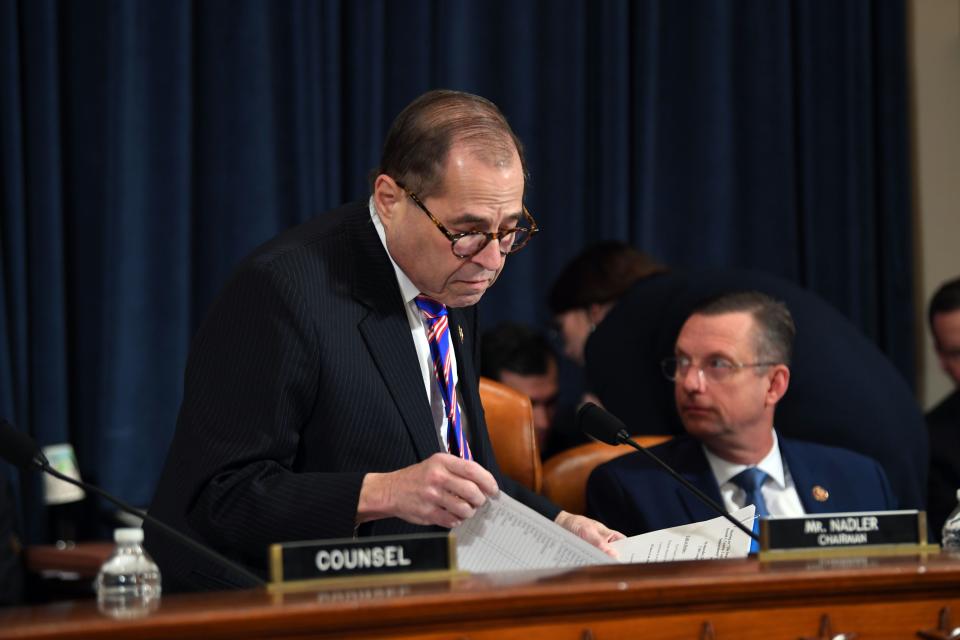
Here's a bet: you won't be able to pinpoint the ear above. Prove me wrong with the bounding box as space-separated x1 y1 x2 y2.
373 174 404 225
764 365 790 406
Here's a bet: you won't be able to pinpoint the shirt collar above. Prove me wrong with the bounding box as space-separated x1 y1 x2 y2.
369 197 421 306
703 429 787 489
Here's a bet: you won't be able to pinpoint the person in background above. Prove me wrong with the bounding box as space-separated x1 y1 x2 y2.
586 291 897 536
926 276 960 539
548 242 665 367
548 242 927 512
480 323 586 459
480 323 558 451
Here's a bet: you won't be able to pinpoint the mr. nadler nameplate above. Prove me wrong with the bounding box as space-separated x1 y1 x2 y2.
269 533 455 583
760 510 925 552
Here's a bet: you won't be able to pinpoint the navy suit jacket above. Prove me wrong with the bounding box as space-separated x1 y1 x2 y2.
146 202 558 591
586 435 897 536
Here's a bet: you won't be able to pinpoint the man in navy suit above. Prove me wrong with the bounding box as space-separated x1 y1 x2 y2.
586 291 896 536
147 90 620 591
549 243 925 512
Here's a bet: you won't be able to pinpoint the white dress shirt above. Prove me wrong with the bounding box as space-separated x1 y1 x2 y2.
702 429 805 517
370 198 464 452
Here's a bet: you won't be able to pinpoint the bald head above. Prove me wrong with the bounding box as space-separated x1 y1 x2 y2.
376 89 526 198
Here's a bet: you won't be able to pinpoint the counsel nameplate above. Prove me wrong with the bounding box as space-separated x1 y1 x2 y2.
269 532 456 587
759 510 928 558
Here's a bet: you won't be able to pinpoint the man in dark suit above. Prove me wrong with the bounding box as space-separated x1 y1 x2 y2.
549 242 926 511
146 90 620 591
586 291 896 536
926 277 960 540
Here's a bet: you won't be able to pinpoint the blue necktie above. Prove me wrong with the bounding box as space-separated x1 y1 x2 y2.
414 296 472 460
731 467 768 552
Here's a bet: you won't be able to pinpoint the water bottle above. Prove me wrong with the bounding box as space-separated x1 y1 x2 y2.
95 528 162 618
941 489 960 551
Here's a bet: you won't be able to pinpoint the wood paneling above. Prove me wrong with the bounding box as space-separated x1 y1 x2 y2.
3 552 959 639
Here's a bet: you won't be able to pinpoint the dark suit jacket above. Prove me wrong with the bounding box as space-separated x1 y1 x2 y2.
927 389 960 541
586 434 897 536
584 270 927 510
146 202 558 591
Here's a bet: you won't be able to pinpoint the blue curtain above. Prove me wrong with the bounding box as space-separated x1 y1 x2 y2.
0 0 913 543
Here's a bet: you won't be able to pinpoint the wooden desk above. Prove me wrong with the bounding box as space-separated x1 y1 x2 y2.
23 542 113 580
3 552 960 639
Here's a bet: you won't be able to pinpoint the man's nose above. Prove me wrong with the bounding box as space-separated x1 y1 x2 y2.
472 237 504 271
681 366 706 392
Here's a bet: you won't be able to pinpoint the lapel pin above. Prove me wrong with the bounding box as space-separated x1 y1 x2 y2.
458 326 464 343
812 485 829 502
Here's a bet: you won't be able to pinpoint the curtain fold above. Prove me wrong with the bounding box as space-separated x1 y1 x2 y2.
0 0 913 543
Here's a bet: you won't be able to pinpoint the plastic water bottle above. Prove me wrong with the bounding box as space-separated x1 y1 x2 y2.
941 489 960 551
95 528 162 618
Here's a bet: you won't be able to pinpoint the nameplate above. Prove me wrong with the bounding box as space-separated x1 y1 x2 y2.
268 533 456 587
759 510 928 558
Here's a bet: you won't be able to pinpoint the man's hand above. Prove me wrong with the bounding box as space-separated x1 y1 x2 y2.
358 453 499 528
554 511 625 558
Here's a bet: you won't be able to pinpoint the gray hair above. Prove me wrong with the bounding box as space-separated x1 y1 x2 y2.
374 90 526 198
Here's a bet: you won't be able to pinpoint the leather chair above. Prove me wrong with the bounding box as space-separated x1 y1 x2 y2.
541 436 672 514
478 377 541 493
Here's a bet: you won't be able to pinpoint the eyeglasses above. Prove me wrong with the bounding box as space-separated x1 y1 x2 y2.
395 181 539 259
660 356 780 383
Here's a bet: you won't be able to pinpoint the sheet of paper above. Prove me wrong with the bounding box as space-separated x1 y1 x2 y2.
453 492 615 573
454 495 754 573
610 505 756 563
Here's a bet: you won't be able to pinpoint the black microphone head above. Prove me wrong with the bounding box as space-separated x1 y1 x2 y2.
576 403 628 445
0 419 43 470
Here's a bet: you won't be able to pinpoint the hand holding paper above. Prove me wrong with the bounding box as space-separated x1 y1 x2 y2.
454 495 754 573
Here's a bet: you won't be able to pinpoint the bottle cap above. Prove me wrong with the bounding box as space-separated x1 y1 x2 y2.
114 527 145 543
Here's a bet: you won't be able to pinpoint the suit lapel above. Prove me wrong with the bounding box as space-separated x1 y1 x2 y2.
781 439 832 514
673 441 726 523
349 212 440 461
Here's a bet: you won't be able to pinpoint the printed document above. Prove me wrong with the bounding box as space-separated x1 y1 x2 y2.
453 493 615 572
610 505 755 563
453 492 754 573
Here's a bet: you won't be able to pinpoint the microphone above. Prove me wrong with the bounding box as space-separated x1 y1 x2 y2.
577 403 760 543
0 419 265 587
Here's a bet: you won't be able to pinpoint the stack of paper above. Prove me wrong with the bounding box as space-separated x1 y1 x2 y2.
453 492 755 573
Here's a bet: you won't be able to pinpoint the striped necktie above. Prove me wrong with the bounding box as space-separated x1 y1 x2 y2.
414 295 472 460
731 467 768 552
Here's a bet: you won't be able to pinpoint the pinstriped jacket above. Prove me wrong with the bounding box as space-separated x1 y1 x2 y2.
146 202 557 591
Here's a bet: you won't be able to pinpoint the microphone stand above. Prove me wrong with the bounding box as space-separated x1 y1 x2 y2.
34 454 265 587
612 429 760 543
